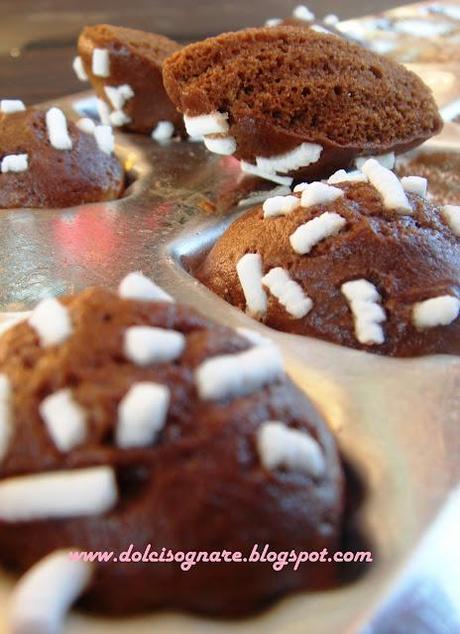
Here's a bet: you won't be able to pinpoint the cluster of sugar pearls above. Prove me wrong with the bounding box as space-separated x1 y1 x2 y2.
257 421 325 477
1 154 28 174
442 205 460 237
184 111 237 155
104 84 134 127
0 99 26 114
341 279 386 345
236 253 267 318
46 107 73 151
28 297 73 347
40 389 87 453
92 48 110 78
361 159 412 213
242 143 323 187
76 116 115 155
152 120 175 142
290 210 346 255
262 267 313 318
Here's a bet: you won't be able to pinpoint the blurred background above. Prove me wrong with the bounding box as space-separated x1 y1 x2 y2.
2 0 413 102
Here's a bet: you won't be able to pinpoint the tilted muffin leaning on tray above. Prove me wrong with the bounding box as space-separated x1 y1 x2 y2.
0 273 344 632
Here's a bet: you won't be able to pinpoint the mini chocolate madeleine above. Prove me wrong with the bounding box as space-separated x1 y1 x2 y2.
0 103 124 209
162 27 442 185
196 163 460 356
76 24 185 137
0 273 344 622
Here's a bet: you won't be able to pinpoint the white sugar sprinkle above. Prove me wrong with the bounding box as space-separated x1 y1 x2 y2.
290 211 346 255
1 154 28 174
119 272 173 302
293 4 315 21
256 143 323 176
324 13 339 25
442 205 460 236
195 345 284 401
39 389 87 453
28 298 72 347
76 117 96 134
92 48 110 77
96 98 111 125
116 382 170 448
46 107 73 151
412 295 460 329
9 550 94 634
124 326 185 366
151 120 175 142
263 195 300 219
401 175 427 197
361 159 411 213
240 161 293 186
355 152 395 170
265 18 282 27
183 111 229 137
203 135 237 155
236 253 267 318
257 421 325 476
300 181 344 208
0 375 11 463
72 56 88 81
0 99 25 114
94 124 114 154
262 267 313 318
0 467 117 522
327 169 368 185
341 279 386 345
104 84 134 111
109 110 131 127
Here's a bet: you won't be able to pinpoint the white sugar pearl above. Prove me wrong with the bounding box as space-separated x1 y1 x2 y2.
119 272 173 302
361 159 411 213
236 253 267 318
1 154 28 173
9 550 94 634
76 117 96 134
94 124 114 154
195 345 284 401
341 279 386 345
104 84 134 110
401 176 427 197
183 111 229 137
0 99 26 114
116 382 170 448
151 120 175 142
72 56 88 81
290 211 346 255
328 169 367 185
0 467 117 522
263 195 300 219
257 421 325 477
442 205 460 236
46 107 73 151
203 135 237 155
412 295 460 329
324 13 339 26
0 374 11 462
300 182 344 208
124 326 185 366
92 48 110 77
28 298 72 347
39 389 87 452
262 267 313 318
109 110 131 127
293 5 315 21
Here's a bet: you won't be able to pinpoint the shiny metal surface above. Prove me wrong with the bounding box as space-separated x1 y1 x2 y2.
0 86 460 633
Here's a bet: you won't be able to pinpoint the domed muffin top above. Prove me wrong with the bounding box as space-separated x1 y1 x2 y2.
0 104 124 209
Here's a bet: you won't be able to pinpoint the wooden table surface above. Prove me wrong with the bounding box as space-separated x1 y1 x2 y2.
2 0 411 104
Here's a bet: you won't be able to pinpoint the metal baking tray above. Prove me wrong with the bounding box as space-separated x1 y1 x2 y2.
1 63 460 634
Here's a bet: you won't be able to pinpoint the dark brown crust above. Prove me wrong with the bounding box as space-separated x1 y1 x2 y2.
78 25 185 135
0 109 125 209
195 183 460 357
162 27 442 178
0 288 344 616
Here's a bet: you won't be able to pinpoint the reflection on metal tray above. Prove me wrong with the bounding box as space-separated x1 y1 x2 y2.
1 84 460 633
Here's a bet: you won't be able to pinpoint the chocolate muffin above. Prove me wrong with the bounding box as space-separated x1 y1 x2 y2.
0 103 124 209
77 24 184 137
0 273 344 630
162 27 442 186
196 162 460 356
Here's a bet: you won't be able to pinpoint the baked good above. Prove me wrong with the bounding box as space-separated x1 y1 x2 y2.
0 103 124 209
76 24 184 137
162 26 442 186
0 273 344 630
195 161 460 356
